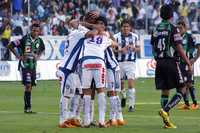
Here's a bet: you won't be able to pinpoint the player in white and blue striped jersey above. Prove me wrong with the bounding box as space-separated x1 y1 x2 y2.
114 19 140 112
105 46 125 126
56 12 100 128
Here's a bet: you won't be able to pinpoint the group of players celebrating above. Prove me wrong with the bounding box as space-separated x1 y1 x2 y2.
7 3 199 129
56 11 140 128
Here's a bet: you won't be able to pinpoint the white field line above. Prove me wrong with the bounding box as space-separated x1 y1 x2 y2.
0 111 199 120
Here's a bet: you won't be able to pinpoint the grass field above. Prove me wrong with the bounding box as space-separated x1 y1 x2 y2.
0 78 200 133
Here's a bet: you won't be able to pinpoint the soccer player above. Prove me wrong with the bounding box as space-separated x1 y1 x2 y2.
7 23 45 113
80 16 113 127
177 20 200 110
57 12 100 128
151 5 192 128
105 47 125 127
114 19 140 112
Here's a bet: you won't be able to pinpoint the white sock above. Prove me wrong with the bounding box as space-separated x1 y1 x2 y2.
59 96 70 124
76 97 83 120
98 92 106 124
109 96 116 120
127 88 136 108
70 94 80 119
90 100 95 122
116 95 123 120
83 95 91 126
121 89 126 99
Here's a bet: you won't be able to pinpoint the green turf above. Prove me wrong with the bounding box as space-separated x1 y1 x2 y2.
0 78 200 133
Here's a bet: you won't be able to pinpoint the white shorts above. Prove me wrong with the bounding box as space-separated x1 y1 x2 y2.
56 70 81 97
106 69 121 92
119 61 136 80
81 64 106 89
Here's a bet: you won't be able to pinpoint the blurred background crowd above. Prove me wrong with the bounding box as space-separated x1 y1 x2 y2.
0 0 200 36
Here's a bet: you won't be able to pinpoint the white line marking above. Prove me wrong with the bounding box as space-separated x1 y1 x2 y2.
0 110 199 120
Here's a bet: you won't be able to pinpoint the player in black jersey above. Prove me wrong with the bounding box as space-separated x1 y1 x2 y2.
151 5 192 128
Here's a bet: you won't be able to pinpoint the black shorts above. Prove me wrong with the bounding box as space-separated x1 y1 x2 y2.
21 68 36 86
155 59 185 90
179 63 194 84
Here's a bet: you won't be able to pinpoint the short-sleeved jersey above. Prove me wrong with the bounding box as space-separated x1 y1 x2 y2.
59 25 89 69
80 34 112 66
105 47 119 70
151 20 182 60
181 32 199 61
114 32 139 62
12 34 45 69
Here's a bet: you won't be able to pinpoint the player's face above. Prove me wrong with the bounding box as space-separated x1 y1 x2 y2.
96 21 105 31
31 27 40 38
121 23 131 36
177 25 186 35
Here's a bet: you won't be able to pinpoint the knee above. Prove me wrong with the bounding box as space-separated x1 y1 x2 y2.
25 84 32 92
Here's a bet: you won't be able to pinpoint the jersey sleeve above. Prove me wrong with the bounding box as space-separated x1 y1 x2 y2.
134 34 140 46
106 38 112 48
194 35 200 46
77 25 89 38
171 26 182 46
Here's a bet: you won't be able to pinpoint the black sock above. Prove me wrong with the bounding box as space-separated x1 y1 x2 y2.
183 93 189 106
164 92 182 112
160 95 169 108
24 91 31 110
189 86 197 105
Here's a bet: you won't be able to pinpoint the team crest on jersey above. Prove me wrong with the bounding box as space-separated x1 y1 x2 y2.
36 43 39 48
25 46 31 52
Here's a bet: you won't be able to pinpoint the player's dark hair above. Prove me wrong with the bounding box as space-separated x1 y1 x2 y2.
121 19 132 27
160 4 173 20
31 23 40 29
96 16 107 26
177 19 186 28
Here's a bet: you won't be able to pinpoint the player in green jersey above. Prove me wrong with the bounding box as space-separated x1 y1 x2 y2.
8 23 45 113
151 5 192 128
177 20 200 110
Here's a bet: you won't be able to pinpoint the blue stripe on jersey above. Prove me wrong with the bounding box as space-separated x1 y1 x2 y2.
105 47 118 70
63 38 85 71
117 33 137 62
121 35 126 62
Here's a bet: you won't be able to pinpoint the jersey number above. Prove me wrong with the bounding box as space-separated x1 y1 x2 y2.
158 38 166 51
90 37 103 44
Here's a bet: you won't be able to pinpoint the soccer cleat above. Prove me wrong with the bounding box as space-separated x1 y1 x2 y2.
63 119 77 128
178 104 190 110
105 119 118 127
99 123 107 128
58 123 67 128
90 121 98 127
163 123 177 129
121 98 126 108
128 106 135 112
116 119 126 126
24 109 37 114
69 118 82 127
191 104 199 110
159 109 176 129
